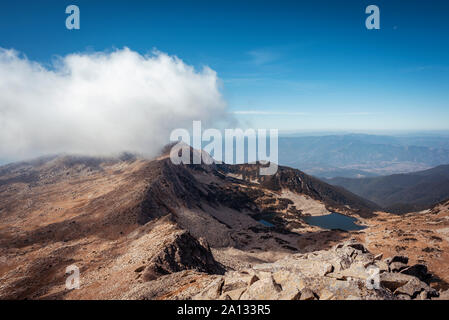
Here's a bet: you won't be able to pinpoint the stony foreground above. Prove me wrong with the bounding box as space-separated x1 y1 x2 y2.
124 240 447 300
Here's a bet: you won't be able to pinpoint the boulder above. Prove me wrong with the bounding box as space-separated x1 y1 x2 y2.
335 263 372 281
334 255 353 271
400 264 430 283
380 272 414 292
394 277 431 298
278 286 302 300
374 260 389 273
272 270 305 300
222 277 249 293
272 271 305 289
143 231 225 281
240 277 282 300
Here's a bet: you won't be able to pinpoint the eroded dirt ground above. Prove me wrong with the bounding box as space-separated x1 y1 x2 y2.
357 204 449 291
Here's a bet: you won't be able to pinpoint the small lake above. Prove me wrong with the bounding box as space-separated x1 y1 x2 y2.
258 219 275 227
303 212 366 231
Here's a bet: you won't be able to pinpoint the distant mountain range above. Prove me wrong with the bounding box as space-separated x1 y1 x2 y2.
326 165 449 213
278 134 449 178
3 133 449 180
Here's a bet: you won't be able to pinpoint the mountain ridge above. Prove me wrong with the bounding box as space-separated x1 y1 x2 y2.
326 164 449 213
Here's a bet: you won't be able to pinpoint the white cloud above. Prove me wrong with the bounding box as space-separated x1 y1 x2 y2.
0 47 228 161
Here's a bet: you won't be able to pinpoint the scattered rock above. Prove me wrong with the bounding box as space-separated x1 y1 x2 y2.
165 242 442 300
380 271 414 292
240 277 282 300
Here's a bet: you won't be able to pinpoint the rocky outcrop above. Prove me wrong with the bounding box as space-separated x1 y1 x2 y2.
186 240 440 300
143 231 225 281
380 255 438 299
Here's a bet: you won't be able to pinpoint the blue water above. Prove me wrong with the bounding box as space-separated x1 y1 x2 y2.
259 219 275 227
303 212 366 231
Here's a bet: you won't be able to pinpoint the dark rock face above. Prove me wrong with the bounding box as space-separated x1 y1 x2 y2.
143 231 225 281
220 163 379 217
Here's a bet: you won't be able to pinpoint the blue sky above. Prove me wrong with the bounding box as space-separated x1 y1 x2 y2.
0 0 448 131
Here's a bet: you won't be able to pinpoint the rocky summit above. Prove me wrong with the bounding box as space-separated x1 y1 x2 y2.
1 149 449 300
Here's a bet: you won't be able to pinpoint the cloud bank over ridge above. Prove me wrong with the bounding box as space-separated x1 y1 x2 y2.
0 47 228 161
